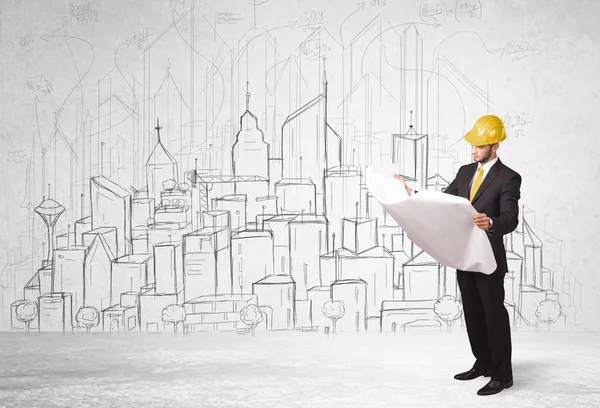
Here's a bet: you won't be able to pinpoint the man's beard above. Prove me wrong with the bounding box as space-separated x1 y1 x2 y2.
477 147 493 163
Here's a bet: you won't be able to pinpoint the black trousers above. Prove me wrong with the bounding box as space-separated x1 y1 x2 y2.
457 269 513 382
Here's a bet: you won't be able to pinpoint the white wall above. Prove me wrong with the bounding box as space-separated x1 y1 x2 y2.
0 0 598 331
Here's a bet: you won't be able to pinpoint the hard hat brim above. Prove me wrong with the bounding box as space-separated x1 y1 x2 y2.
463 130 506 146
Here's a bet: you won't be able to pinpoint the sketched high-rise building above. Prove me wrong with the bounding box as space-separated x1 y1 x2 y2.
83 228 118 260
232 86 270 179
90 176 132 257
213 194 247 232
110 254 153 306
273 178 317 214
392 124 429 192
331 279 368 332
52 245 89 323
390 24 428 192
146 118 178 206
83 233 114 312
231 229 274 295
153 243 183 296
252 275 296 330
289 213 329 301
39 293 72 332
307 286 331 330
400 249 447 301
182 227 233 302
75 216 93 246
321 247 395 321
281 68 342 207
324 166 362 249
401 24 424 137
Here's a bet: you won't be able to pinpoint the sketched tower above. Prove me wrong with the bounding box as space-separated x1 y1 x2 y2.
35 195 65 264
281 68 339 208
400 24 424 140
146 118 178 205
392 24 428 192
281 70 327 182
232 84 270 179
392 120 429 192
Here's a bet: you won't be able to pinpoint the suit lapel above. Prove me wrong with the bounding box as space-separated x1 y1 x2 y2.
471 159 502 204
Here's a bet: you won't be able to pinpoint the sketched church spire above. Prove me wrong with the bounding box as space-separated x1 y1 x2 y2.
145 118 179 205
232 81 270 179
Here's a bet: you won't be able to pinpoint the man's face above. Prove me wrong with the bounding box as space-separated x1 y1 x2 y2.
472 144 496 163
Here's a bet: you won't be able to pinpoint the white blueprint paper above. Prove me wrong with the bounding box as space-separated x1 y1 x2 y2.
365 163 497 274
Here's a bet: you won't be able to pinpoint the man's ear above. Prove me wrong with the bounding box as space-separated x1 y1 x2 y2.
492 143 499 152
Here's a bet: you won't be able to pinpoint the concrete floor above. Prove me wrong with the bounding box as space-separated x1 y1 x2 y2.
0 330 598 407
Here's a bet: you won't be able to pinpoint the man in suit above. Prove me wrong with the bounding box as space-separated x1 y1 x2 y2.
395 115 521 396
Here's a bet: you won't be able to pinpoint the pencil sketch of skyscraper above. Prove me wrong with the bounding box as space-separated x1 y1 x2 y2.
232 84 270 180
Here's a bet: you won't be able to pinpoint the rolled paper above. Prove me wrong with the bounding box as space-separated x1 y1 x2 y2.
365 163 497 274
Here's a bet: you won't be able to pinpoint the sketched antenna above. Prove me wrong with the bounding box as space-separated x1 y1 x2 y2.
246 81 250 109
192 158 198 188
323 57 328 141
155 117 163 143
34 185 65 263
100 142 105 176
323 57 328 87
332 232 339 281
245 81 251 128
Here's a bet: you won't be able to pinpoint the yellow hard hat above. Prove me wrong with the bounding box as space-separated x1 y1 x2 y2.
464 115 506 146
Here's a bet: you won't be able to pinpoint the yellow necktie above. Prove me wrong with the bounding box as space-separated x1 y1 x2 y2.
470 167 484 202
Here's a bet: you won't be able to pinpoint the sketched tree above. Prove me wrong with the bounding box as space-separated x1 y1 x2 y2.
240 304 264 336
177 182 190 193
162 304 186 334
322 300 345 335
162 179 176 193
15 300 38 334
76 306 101 334
535 299 562 331
433 295 463 332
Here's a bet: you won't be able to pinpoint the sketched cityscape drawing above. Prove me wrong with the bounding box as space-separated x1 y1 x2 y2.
0 0 581 336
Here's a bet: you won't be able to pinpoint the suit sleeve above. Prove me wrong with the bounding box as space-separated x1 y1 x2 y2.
443 168 461 196
491 173 522 236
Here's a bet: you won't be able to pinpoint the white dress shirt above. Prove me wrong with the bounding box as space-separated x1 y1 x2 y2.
470 156 499 231
469 156 499 191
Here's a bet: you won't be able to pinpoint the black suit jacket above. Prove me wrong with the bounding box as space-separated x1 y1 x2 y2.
442 158 522 274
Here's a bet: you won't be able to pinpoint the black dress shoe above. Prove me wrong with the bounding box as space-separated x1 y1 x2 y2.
454 367 492 380
477 379 513 396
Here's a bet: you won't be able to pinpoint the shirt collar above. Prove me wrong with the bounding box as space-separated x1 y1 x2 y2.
478 156 498 173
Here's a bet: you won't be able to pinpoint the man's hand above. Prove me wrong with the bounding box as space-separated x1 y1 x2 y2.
473 213 491 230
394 175 413 195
